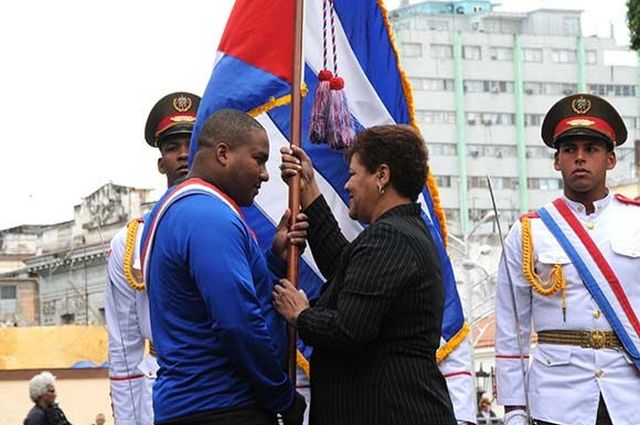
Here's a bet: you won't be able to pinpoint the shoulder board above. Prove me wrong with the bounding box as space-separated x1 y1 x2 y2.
614 193 640 206
518 211 540 222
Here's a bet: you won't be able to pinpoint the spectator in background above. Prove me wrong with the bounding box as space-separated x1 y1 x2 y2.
477 397 497 425
93 413 106 425
24 371 72 425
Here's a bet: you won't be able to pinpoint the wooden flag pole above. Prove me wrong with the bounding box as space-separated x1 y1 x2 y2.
287 0 305 384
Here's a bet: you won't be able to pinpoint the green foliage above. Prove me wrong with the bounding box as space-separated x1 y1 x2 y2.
628 0 640 51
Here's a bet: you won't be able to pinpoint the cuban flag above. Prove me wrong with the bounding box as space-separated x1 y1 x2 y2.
189 0 471 402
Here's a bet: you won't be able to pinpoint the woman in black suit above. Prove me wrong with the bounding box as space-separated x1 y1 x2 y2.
273 125 456 425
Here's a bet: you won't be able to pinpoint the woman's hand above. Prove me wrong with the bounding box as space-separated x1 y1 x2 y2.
273 278 310 324
280 145 321 208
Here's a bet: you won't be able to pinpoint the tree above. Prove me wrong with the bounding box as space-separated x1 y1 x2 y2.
628 0 640 50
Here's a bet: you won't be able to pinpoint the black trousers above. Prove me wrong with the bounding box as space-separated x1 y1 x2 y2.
156 405 278 425
534 395 612 425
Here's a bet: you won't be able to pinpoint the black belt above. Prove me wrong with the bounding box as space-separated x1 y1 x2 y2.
156 405 277 425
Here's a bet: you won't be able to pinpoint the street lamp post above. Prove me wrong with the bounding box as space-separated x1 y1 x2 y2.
450 211 496 409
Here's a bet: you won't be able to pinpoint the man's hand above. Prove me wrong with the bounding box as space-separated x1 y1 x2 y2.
281 391 307 425
272 209 309 262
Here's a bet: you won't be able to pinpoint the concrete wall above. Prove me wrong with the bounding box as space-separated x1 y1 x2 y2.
0 326 107 369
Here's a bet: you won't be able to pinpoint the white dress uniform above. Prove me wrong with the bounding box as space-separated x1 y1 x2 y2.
495 193 640 425
105 219 157 425
439 334 477 424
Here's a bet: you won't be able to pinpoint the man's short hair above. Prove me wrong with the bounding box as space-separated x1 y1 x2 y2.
198 109 265 151
28 371 55 402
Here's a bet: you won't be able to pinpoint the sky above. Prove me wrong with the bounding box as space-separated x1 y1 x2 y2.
0 0 631 230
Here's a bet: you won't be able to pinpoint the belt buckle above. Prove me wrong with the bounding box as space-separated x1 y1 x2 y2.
588 330 606 349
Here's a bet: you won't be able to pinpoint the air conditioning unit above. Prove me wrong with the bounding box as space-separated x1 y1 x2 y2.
524 88 534 95
468 119 477 125
470 150 480 158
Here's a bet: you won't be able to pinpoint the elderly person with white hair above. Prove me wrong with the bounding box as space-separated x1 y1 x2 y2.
24 371 72 425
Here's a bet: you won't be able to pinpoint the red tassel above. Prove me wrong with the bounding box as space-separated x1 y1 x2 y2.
326 76 354 149
309 70 333 144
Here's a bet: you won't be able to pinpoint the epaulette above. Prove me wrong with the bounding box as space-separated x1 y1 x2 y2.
124 218 145 291
614 193 640 206
518 211 539 222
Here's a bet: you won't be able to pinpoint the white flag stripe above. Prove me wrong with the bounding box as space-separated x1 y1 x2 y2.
254 114 364 279
304 0 395 129
418 192 434 222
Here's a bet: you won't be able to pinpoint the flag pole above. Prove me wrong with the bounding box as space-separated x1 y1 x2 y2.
287 0 305 383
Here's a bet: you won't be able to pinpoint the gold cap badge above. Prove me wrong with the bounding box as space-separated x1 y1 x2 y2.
571 96 592 115
172 95 193 113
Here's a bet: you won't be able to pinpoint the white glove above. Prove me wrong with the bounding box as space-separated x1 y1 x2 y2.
504 409 528 425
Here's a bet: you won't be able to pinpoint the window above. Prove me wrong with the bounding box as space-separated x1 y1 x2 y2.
528 178 562 190
588 84 636 97
563 17 580 36
464 80 485 92
624 117 637 130
551 49 577 64
429 143 457 156
545 82 577 95
489 80 514 93
410 78 455 91
426 19 449 31
525 146 554 159
463 45 482 60
418 110 456 125
401 42 422 58
60 313 75 325
444 209 460 223
430 44 453 59
523 81 544 95
524 114 544 127
434 175 452 188
468 176 488 188
522 48 543 63
0 286 16 299
489 46 514 61
586 50 597 65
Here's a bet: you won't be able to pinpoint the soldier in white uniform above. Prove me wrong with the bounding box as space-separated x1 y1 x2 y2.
495 93 640 425
105 92 200 425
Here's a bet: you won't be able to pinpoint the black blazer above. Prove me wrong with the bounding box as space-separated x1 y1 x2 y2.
297 196 456 425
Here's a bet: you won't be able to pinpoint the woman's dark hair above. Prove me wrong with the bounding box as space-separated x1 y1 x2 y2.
347 124 429 200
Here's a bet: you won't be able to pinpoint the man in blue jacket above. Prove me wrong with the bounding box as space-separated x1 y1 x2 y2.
142 109 307 425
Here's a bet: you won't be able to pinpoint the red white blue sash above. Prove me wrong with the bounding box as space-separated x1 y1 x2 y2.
538 198 640 369
140 178 249 285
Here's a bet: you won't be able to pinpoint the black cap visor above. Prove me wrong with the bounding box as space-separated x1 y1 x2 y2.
553 127 614 149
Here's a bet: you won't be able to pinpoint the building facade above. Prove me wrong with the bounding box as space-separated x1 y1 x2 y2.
0 183 153 326
391 1 639 237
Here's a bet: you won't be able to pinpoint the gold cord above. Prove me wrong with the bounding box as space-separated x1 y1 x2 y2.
123 219 145 291
521 217 567 318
